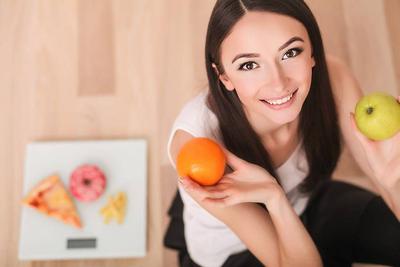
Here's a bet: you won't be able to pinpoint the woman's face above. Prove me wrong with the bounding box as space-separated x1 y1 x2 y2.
218 11 315 128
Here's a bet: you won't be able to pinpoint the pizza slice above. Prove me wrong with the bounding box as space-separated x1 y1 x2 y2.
22 174 82 228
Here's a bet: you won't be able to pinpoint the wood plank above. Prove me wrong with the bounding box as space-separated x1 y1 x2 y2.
0 0 36 266
306 0 350 63
385 0 400 94
78 0 115 96
342 0 398 95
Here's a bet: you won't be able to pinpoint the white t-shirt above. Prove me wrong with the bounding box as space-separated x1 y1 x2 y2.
167 90 310 267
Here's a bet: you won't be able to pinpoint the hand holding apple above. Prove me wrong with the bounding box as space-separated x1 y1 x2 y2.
350 92 400 220
350 92 400 186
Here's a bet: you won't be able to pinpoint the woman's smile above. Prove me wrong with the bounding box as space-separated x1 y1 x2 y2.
261 88 298 110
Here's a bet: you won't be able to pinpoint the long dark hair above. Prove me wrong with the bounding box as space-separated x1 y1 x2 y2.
205 0 341 192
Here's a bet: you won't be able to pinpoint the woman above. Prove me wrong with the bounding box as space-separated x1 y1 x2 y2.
164 0 400 266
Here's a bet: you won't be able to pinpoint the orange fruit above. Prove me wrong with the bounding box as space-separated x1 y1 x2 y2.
177 137 226 186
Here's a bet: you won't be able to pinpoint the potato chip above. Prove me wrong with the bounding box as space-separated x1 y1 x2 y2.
100 192 127 224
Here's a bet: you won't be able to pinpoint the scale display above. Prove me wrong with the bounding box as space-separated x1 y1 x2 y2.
67 238 97 249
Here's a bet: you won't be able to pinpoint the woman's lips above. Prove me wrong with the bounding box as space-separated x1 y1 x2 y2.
261 88 298 110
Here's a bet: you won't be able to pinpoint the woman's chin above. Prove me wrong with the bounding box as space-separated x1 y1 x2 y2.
268 109 301 126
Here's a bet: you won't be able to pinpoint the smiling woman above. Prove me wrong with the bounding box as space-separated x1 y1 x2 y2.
164 0 400 267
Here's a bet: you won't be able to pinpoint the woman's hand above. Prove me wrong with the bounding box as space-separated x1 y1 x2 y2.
179 147 284 208
349 96 400 219
349 95 400 188
179 147 323 267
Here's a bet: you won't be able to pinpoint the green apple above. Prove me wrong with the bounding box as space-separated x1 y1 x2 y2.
355 92 400 141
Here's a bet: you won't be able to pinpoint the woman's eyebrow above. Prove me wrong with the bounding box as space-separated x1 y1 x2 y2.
278 36 304 51
232 53 260 64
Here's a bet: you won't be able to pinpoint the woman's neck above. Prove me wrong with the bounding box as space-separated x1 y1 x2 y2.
249 114 300 149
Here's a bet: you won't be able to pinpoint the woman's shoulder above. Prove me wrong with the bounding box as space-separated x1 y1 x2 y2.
175 90 209 124
172 88 219 134
167 88 221 166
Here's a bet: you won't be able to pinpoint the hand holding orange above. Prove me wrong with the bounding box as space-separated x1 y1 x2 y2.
176 137 226 186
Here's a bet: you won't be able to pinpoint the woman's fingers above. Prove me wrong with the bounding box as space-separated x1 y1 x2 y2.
178 177 204 199
179 177 229 200
202 197 228 208
218 175 235 184
202 195 239 208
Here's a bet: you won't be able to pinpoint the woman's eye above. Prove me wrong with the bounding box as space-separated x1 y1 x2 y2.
282 48 303 60
238 61 258 71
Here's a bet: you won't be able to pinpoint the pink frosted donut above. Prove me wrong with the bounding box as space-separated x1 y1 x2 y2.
69 164 106 202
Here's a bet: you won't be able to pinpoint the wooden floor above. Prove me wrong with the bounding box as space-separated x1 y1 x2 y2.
0 1 398 266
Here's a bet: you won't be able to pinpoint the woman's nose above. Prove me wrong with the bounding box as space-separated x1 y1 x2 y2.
264 63 288 91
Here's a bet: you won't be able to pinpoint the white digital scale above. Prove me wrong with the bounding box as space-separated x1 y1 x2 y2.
19 139 147 260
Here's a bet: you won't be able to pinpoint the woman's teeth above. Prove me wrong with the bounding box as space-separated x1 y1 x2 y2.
265 92 294 105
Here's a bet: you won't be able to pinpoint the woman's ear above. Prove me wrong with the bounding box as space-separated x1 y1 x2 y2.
219 74 235 91
212 63 235 91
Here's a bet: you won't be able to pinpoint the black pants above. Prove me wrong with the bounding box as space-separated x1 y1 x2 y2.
164 180 400 267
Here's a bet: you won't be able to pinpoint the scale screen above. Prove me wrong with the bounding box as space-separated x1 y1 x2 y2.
67 238 97 249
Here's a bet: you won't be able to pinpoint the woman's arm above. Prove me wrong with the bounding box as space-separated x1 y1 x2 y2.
327 55 400 220
170 129 322 267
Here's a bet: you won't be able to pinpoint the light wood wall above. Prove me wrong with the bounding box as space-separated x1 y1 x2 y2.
0 1 398 267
